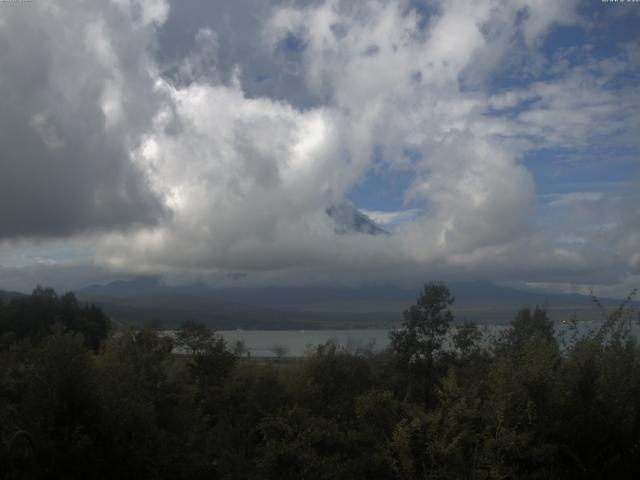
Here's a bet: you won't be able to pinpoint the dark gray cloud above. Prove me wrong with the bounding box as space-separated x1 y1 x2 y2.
0 1 167 239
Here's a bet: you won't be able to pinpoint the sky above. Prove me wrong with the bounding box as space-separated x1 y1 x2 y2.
0 0 638 297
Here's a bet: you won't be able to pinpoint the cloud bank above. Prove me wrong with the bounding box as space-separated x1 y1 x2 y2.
0 0 638 296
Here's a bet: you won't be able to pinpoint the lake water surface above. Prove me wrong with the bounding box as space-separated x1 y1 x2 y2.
215 326 512 357
217 329 392 357
214 321 640 357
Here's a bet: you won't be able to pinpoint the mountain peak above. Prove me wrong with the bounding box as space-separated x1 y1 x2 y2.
326 202 389 236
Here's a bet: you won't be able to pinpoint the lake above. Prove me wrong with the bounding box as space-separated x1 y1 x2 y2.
213 321 640 357
165 319 640 358
216 329 393 357
213 325 510 357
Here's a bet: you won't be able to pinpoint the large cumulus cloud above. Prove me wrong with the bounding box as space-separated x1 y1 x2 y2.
0 0 638 296
0 0 168 239
96 0 542 278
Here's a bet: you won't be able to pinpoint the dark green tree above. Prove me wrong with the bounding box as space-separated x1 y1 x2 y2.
19 331 101 478
502 306 554 353
390 282 454 404
0 287 109 351
452 321 482 359
391 282 455 364
176 320 216 354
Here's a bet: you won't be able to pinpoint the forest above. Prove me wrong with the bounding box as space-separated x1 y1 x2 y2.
1 283 639 479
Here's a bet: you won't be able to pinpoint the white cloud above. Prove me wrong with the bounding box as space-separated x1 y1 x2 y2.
111 0 170 26
92 0 542 279
96 78 380 273
0 0 638 296
546 192 605 208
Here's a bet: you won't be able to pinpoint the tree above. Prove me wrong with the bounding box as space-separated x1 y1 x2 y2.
0 287 109 351
452 321 482 359
390 282 455 405
187 330 237 423
20 331 100 477
176 320 215 354
271 345 289 362
502 306 554 353
232 339 248 356
292 340 373 419
59 292 110 351
390 282 455 366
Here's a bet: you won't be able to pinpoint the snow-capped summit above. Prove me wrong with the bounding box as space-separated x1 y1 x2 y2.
325 202 389 236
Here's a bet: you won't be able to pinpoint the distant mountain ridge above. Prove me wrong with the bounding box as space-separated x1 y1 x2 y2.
76 277 622 306
0 289 27 303
74 278 636 329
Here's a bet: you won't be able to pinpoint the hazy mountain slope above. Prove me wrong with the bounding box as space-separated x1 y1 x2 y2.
76 291 319 330
75 279 636 328
0 289 27 303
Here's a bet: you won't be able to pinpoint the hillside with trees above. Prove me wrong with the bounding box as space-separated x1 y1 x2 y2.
1 283 639 478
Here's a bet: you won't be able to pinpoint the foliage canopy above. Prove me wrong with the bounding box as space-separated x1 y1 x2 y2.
1 284 639 479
